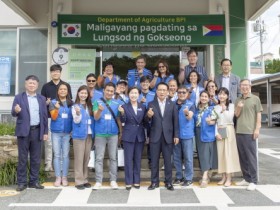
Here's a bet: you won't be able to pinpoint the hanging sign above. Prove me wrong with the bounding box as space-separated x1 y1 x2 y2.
58 15 226 46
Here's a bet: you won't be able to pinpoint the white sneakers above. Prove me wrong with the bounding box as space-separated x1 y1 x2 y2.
93 181 118 190
246 183 257 191
92 182 102 190
110 181 119 190
236 179 256 191
235 179 250 186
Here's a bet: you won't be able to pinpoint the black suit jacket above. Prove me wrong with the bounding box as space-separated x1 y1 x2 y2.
147 98 179 144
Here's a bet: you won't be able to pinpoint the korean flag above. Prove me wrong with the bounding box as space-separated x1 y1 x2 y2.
62 24 81 37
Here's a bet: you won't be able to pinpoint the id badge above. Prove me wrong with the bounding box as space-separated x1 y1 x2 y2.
61 113 68 118
105 114 112 120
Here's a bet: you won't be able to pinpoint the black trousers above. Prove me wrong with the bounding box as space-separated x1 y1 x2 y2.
17 127 42 185
150 133 173 184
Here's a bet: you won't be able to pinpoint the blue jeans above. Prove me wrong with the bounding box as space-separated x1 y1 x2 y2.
173 138 193 181
51 132 70 177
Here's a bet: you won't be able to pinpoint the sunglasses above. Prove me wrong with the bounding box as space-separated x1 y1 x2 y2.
178 91 187 94
158 66 165 68
87 80 96 82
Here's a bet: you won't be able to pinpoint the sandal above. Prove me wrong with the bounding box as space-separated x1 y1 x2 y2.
200 178 209 188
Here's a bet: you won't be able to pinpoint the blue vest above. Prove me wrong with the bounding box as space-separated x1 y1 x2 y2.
50 100 72 133
95 99 119 135
116 95 129 106
127 68 152 88
104 74 120 86
195 106 216 142
185 84 204 105
72 104 95 140
138 91 155 108
92 89 103 102
178 100 195 139
151 74 174 92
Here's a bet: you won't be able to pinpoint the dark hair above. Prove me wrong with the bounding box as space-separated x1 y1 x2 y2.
217 87 230 108
104 61 114 67
136 55 146 63
220 58 232 66
50 64 62 72
156 82 169 90
187 49 198 57
205 80 218 95
198 90 211 107
186 70 201 84
156 60 170 77
86 73 97 80
128 86 140 95
75 85 93 116
25 75 39 82
140 75 151 83
178 85 188 92
56 83 73 107
104 82 116 90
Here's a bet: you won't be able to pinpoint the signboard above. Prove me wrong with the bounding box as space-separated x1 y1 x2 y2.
52 47 68 65
0 57 11 94
58 15 226 45
68 49 96 100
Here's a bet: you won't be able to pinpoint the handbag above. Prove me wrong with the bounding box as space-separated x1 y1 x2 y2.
218 127 228 139
88 149 95 168
117 147 125 167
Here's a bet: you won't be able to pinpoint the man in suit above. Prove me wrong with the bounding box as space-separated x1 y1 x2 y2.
215 58 241 104
147 82 179 191
11 75 48 191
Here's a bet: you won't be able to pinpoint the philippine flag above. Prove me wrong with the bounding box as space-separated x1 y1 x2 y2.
62 24 81 37
202 25 223 36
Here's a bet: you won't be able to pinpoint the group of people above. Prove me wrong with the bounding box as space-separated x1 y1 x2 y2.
12 50 262 193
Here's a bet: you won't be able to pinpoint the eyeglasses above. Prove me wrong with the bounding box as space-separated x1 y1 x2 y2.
87 80 96 82
158 66 165 68
178 91 187 94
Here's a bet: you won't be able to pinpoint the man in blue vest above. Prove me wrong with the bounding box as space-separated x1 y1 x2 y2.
92 82 122 190
127 55 153 88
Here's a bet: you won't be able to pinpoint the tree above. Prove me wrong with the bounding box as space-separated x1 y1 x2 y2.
265 59 280 74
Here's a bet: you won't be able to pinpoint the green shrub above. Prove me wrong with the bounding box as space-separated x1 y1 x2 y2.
0 160 49 186
0 123 15 136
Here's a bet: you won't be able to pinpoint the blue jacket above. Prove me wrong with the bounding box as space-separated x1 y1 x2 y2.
127 68 152 88
11 92 48 140
177 100 195 139
194 106 216 142
185 84 204 106
151 74 174 92
138 91 155 108
95 99 120 135
50 100 72 133
72 104 94 140
120 102 146 142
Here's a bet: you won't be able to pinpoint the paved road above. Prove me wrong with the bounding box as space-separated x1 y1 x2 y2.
1 125 279 210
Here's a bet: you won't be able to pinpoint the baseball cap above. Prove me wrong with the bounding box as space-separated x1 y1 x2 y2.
117 79 128 85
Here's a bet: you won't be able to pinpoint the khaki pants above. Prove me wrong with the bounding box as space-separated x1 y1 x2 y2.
73 135 92 185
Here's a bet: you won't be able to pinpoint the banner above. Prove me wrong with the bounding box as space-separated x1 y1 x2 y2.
58 15 226 45
0 57 11 94
68 49 96 99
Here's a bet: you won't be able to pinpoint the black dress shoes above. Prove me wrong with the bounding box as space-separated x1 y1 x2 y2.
165 183 174 191
29 183 44 189
83 183 91 188
75 184 85 190
148 183 159 190
16 185 27 191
